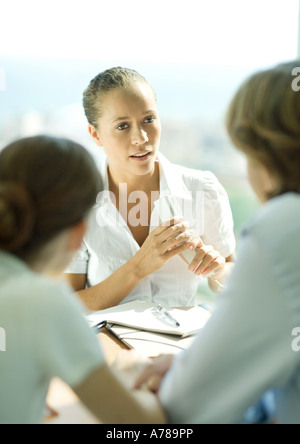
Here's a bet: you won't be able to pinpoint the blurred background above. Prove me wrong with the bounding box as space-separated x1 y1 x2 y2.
0 0 299 301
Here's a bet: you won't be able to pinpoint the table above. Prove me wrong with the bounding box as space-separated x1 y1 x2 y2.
44 305 201 424
44 328 129 425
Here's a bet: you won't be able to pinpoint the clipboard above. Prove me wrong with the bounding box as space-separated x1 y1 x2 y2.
106 324 197 358
87 300 211 338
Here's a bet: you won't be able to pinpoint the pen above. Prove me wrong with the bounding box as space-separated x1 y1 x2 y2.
94 321 107 332
211 275 227 290
155 305 180 328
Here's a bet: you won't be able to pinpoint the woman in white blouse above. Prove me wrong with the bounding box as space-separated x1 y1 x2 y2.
135 61 300 424
65 68 236 311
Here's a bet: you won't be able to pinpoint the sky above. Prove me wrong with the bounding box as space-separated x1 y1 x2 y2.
0 0 299 67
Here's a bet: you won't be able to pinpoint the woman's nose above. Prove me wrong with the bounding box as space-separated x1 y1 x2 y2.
131 127 149 145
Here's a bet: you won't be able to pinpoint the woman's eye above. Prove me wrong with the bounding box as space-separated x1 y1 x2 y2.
117 123 129 131
144 116 155 124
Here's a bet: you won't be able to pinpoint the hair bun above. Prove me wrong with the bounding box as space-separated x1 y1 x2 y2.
0 182 36 252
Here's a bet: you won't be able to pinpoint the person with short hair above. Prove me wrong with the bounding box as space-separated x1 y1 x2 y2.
65 67 236 311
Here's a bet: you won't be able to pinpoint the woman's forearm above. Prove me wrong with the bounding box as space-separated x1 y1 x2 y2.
77 256 143 311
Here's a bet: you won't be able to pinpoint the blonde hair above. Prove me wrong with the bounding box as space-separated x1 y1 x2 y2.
226 61 300 197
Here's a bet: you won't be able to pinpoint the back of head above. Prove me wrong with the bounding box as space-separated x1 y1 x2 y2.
226 60 300 197
0 136 102 259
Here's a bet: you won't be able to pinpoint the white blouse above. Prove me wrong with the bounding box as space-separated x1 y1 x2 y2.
160 193 300 424
65 153 236 307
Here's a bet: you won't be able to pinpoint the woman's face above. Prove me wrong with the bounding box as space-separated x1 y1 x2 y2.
90 82 161 181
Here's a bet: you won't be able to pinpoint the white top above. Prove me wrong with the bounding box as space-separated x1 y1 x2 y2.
0 252 104 424
160 193 300 424
65 153 236 307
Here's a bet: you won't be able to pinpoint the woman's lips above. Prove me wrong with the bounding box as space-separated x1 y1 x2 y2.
130 151 152 161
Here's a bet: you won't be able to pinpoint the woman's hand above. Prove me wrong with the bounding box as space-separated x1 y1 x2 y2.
132 217 195 280
134 355 174 394
182 236 226 278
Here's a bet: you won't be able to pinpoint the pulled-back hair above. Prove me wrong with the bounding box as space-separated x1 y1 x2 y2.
83 67 156 127
0 136 102 259
226 60 300 198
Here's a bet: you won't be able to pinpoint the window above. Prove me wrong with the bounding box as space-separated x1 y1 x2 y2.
0 0 299 242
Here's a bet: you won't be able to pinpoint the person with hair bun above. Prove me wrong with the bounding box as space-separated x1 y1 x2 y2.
0 182 36 253
135 61 300 424
65 67 236 311
0 136 165 424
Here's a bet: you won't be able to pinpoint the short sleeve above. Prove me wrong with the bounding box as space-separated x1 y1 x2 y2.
201 172 236 258
36 282 105 388
64 241 89 275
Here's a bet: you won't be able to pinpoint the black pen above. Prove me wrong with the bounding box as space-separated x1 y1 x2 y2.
94 321 107 332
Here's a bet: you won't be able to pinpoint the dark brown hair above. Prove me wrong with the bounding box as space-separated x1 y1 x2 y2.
0 135 102 259
83 67 156 128
226 60 300 198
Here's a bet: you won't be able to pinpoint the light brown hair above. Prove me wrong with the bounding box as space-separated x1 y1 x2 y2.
226 60 300 197
0 136 102 259
83 67 156 128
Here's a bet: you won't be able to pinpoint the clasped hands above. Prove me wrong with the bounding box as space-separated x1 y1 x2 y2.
166 217 226 278
180 232 225 278
134 217 225 279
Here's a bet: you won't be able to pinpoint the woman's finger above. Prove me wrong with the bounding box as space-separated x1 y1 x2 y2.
195 250 219 276
164 238 195 260
153 216 184 236
188 245 214 273
163 229 194 253
146 375 164 393
202 257 226 277
134 355 174 390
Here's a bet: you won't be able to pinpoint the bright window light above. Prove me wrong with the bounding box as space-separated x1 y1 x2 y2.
0 0 298 66
0 0 299 241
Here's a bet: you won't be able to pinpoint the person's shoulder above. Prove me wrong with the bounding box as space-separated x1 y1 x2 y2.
243 193 300 239
170 160 224 192
0 270 74 323
23 273 74 312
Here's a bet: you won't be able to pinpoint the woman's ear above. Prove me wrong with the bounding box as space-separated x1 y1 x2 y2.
88 124 103 147
68 220 88 252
